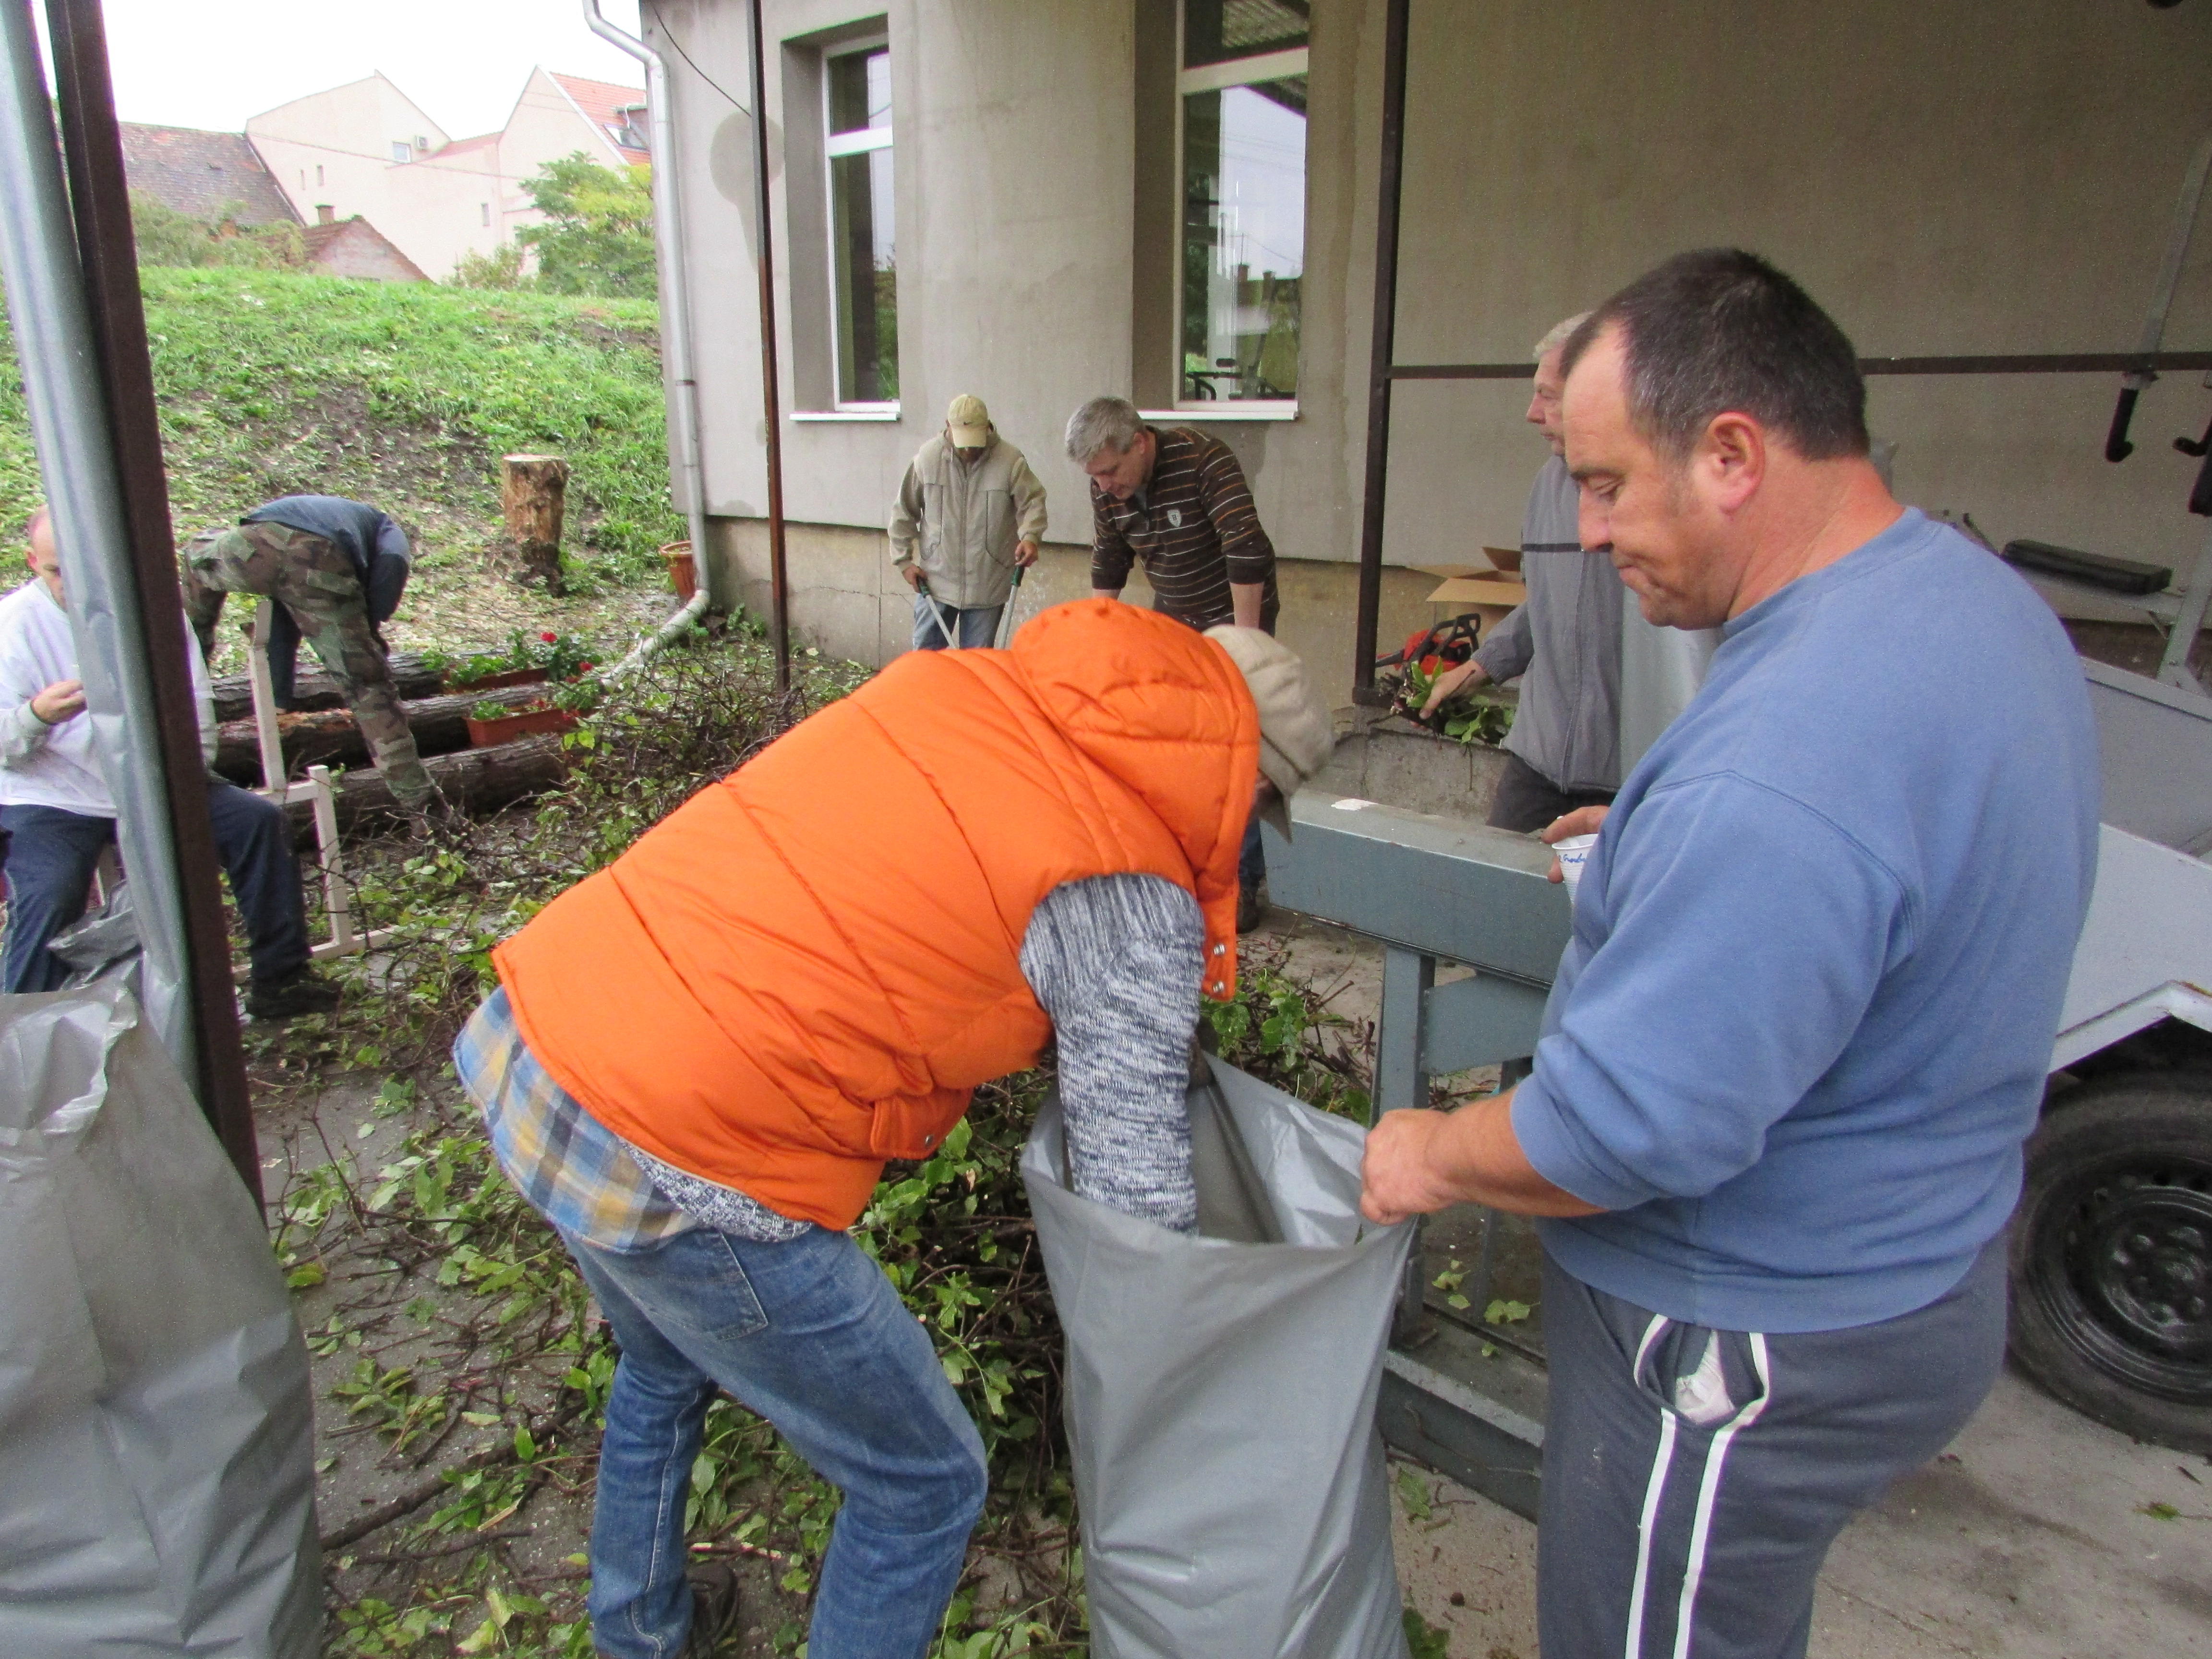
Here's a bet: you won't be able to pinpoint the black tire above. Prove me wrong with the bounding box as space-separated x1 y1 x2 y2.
2009 1072 2212 1453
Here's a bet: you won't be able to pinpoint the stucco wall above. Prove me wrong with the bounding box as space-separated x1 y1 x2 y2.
654 0 2212 689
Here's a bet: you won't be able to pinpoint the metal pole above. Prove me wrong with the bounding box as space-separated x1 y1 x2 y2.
748 0 792 694
1351 0 1411 707
0 0 260 1195
584 0 712 644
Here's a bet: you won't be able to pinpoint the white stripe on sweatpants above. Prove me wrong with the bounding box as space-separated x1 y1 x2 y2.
1621 1314 1676 1659
1667 1332 1774 1659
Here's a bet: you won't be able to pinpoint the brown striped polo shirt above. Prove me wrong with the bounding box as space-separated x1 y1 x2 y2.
1089 425 1280 632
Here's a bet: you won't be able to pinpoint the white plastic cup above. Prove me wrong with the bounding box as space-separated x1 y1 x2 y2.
1553 833 1599 900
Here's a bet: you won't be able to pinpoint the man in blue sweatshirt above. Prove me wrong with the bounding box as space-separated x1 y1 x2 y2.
1359 249 2099 1659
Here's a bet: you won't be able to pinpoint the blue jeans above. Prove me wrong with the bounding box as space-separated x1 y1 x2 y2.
0 783 311 993
562 1222 988 1659
910 591 1002 651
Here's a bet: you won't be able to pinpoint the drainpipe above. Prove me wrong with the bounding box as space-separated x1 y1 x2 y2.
584 0 710 656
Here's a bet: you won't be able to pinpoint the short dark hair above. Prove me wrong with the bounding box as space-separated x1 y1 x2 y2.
1561 249 1868 461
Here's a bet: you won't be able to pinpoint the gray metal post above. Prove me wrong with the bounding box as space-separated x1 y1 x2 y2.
1376 944 1434 1120
0 0 194 1065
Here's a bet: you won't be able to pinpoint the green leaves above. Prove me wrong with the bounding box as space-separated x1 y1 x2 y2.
514 154 659 300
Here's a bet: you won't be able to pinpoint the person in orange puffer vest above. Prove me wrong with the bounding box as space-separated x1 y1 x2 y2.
453 599 1334 1659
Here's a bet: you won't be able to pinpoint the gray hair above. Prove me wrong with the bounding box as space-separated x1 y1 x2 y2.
1064 396 1146 466
1531 312 1591 363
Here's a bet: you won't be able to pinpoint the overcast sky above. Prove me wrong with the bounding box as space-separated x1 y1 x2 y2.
88 0 649 138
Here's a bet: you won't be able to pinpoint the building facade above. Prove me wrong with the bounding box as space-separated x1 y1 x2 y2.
643 0 2212 704
244 69 649 285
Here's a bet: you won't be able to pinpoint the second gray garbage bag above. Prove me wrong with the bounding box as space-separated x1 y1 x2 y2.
1022 1054 1414 1659
0 980 321 1658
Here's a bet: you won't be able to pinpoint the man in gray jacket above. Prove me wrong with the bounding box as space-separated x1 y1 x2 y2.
890 394 1048 649
1425 314 1631 831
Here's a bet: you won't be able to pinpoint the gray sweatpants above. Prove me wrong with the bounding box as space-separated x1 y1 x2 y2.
1537 1238 2007 1659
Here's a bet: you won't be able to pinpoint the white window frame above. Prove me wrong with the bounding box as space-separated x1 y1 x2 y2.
823 37 898 414
1173 6 1309 415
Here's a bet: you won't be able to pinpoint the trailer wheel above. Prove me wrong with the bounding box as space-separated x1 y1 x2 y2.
2009 1074 2212 1452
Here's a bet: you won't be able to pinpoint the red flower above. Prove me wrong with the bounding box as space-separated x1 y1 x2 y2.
578 661 593 672
541 631 558 643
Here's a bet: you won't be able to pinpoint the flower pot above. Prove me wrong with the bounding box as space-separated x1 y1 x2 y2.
465 704 578 747
446 666 548 694
662 541 697 602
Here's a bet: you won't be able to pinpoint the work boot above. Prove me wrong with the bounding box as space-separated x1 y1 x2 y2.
1237 878 1265 934
682 1561 744 1657
246 963 341 1021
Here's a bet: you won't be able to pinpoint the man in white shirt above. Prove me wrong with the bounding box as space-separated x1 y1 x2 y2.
0 507 337 1016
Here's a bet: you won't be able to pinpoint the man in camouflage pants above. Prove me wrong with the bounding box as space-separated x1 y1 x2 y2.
181 500 435 810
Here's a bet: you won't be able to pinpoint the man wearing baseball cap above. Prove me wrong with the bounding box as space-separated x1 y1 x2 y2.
889 393 1048 649
456 600 1332 1659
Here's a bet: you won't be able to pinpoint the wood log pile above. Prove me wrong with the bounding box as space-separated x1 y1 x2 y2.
208 652 444 723
208 656 571 829
209 684 546 785
288 734 569 833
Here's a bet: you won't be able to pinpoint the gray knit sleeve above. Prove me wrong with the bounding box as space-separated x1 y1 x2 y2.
1021 873 1203 1233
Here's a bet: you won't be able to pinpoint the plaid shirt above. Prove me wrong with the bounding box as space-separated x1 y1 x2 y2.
455 987 696 1251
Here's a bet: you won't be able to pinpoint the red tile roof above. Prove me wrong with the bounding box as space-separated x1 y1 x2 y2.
548 72 650 165
301 217 429 283
120 123 299 226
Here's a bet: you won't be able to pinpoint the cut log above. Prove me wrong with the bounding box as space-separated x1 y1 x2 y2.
211 684 547 786
285 734 568 833
500 454 570 592
209 650 443 723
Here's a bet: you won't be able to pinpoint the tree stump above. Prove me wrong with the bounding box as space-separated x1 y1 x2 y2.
501 454 570 592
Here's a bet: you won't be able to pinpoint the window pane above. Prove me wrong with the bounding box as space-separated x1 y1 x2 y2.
832 145 898 402
1184 0 1310 69
829 47 892 136
1181 78 1305 401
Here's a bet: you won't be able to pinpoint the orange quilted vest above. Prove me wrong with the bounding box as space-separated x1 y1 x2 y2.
493 600 1259 1228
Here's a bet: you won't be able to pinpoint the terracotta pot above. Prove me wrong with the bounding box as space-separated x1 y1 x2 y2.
446 665 548 693
465 704 578 747
662 541 697 601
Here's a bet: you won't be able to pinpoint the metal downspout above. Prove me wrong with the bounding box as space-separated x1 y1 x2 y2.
0 8 202 1071
585 0 711 659
587 1 792 691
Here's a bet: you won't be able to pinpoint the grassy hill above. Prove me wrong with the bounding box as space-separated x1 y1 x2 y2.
0 270 683 663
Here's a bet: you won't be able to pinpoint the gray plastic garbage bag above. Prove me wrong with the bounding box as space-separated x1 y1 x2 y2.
49 879 143 989
0 980 321 1658
1022 1054 1414 1659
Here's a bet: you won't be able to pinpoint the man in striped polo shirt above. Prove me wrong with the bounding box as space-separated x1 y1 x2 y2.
1067 396 1281 925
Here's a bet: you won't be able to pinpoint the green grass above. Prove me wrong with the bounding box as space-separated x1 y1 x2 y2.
0 268 679 576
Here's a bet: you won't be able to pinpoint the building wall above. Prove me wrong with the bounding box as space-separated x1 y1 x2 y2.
654 0 2212 697
248 69 646 285
248 76 447 240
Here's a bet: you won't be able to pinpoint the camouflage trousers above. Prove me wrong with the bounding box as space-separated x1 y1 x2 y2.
182 521 435 808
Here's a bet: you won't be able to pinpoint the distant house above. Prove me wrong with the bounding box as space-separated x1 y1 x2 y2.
242 67 649 282
301 214 430 283
118 124 299 228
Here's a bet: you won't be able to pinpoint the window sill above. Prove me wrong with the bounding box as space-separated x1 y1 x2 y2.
1142 405 1298 423
793 408 902 423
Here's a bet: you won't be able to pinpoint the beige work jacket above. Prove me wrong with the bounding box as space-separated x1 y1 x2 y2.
888 428 1048 610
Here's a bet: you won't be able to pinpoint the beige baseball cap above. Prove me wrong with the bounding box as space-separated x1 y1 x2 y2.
1204 626 1334 841
946 394 990 448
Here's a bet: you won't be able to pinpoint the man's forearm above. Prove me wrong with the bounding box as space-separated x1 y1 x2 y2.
1230 582 1263 629
1359 1087 1602 1224
0 698 50 769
